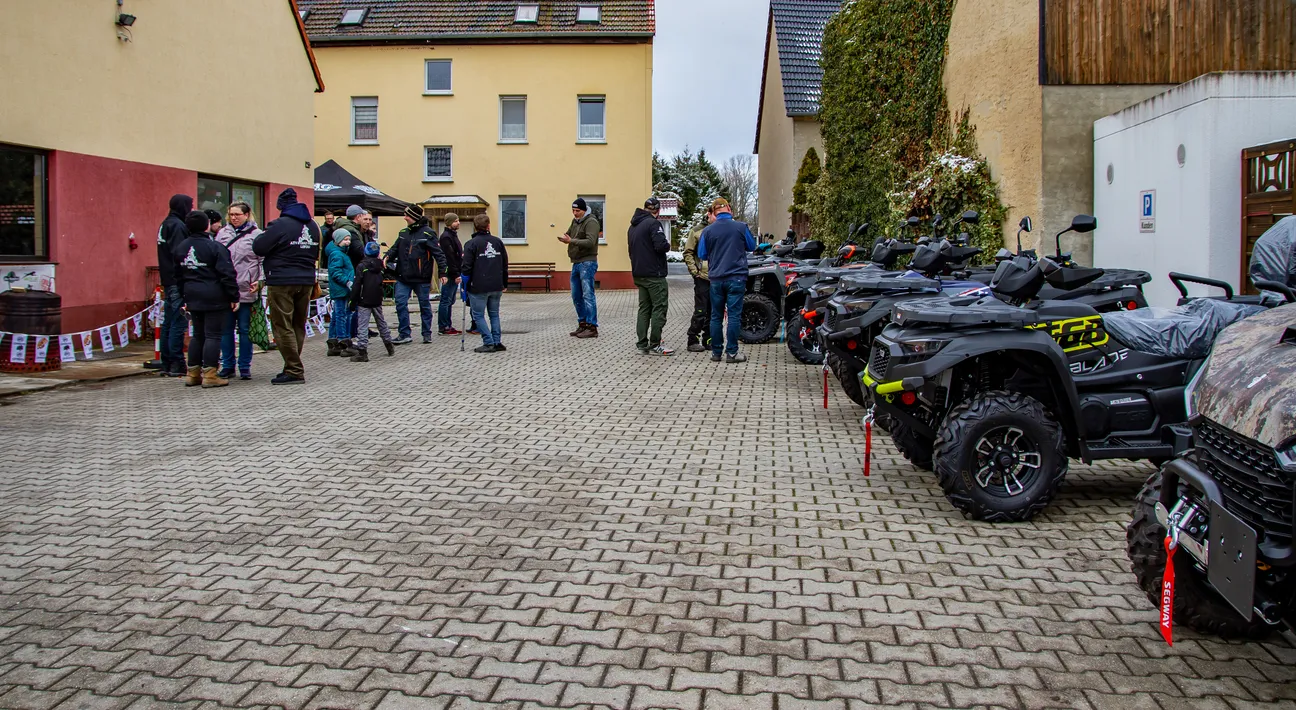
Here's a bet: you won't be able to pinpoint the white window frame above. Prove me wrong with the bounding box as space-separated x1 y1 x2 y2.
515 4 539 22
424 59 453 95
576 5 601 23
424 146 453 182
499 196 527 245
577 96 606 144
350 97 378 145
580 194 607 245
499 96 527 144
340 8 366 25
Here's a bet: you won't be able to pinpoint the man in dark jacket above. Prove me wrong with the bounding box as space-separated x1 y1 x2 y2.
560 197 601 338
175 211 239 388
627 197 674 356
157 194 193 377
697 198 756 363
437 212 464 335
252 188 322 385
461 214 509 353
384 204 448 344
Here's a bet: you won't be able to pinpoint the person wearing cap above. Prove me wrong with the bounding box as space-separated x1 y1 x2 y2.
560 197 601 338
204 209 224 236
697 197 756 363
350 240 396 362
627 197 674 356
322 205 364 268
683 204 716 352
174 210 239 388
385 204 449 344
252 188 323 385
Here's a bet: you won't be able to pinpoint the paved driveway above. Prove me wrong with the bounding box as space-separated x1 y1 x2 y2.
1 280 1293 709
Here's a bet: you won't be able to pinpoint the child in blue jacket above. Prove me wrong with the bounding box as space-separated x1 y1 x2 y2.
325 231 356 356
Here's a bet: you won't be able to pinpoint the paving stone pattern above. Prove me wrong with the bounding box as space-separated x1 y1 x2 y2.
1 280 1294 710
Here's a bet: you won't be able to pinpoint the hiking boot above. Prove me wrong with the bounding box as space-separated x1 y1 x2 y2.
711 353 722 362
384 340 395 356
168 360 187 377
339 340 359 357
392 336 413 345
725 353 748 364
326 338 342 356
575 326 598 339
350 348 369 362
201 367 229 388
649 345 675 356
217 368 235 379
570 323 589 337
687 343 706 352
184 366 202 387
494 343 507 352
473 344 498 353
271 373 305 385
441 327 461 335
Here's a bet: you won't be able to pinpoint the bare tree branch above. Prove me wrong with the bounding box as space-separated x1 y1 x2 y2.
720 154 759 231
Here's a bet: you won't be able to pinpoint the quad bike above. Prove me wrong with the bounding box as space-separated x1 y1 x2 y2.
823 215 1150 410
863 214 1272 522
741 238 827 344
1126 216 1296 644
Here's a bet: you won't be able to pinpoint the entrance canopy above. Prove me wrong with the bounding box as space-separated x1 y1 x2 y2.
312 160 411 217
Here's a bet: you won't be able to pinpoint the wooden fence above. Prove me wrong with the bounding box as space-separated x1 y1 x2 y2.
1043 0 1296 85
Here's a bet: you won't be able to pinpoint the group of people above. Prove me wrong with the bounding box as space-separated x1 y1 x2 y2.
152 187 756 387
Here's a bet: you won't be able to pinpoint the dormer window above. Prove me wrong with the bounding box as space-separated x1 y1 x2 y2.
576 5 600 23
299 9 309 20
515 4 539 23
340 8 367 26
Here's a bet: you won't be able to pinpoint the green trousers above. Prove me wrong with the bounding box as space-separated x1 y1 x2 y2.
634 276 669 349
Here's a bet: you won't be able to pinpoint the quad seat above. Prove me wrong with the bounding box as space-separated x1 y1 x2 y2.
1103 299 1266 359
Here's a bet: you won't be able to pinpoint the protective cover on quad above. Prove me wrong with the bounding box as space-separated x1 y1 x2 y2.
837 273 942 293
1248 215 1296 297
1193 302 1296 448
892 295 1042 327
1103 298 1265 358
1087 268 1152 288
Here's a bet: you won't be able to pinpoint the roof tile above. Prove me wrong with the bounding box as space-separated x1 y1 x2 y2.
771 0 840 116
298 0 655 41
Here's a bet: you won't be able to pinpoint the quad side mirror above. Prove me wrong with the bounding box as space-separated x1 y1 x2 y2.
961 210 980 225
906 216 921 228
1070 214 1097 233
1018 216 1032 233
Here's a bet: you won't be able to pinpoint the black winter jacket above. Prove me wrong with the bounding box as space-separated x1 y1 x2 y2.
252 203 322 286
627 208 670 278
384 221 448 284
439 228 464 279
157 195 193 288
174 233 238 311
353 255 386 309
462 232 509 294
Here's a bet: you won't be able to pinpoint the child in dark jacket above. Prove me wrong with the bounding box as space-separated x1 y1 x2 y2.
460 214 509 353
351 241 395 361
175 210 239 388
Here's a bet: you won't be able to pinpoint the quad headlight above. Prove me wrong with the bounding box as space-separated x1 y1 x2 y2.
897 338 948 356
841 299 875 314
812 283 838 298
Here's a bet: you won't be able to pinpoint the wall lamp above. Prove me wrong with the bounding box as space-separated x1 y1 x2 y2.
116 13 136 26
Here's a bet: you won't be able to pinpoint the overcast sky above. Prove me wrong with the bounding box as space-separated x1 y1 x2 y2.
652 0 769 164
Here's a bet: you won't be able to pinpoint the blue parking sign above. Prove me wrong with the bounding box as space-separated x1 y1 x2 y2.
1139 190 1156 233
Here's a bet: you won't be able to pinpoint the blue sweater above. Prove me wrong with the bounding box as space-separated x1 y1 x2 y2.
697 213 756 282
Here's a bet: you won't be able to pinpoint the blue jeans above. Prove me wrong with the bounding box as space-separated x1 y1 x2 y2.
438 280 458 331
468 291 502 346
160 285 187 366
570 261 598 326
220 302 253 374
393 281 432 340
710 278 746 357
328 298 352 340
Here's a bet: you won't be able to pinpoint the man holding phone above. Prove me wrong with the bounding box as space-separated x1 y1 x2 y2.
559 197 600 339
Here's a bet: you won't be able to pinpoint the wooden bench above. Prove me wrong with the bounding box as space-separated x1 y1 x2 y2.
507 262 557 292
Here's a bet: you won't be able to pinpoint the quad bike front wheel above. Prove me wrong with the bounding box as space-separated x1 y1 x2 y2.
786 313 824 365
933 390 1068 522
828 353 869 408
888 421 933 471
738 293 780 344
1126 467 1271 639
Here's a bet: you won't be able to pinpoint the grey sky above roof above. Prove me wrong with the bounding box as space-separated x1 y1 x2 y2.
297 0 654 40
771 0 841 116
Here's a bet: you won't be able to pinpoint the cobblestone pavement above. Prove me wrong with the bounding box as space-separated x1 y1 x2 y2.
2 279 1294 710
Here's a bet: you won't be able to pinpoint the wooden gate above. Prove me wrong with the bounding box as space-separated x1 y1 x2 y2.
1242 139 1296 293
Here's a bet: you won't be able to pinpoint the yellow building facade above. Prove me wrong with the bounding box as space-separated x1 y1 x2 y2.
301 1 655 288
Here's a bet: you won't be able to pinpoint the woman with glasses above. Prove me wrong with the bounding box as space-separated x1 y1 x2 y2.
214 202 264 379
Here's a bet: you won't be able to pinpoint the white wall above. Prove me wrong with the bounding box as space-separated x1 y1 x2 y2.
1094 73 1296 307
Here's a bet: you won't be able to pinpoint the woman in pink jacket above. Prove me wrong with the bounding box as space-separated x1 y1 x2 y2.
215 201 264 379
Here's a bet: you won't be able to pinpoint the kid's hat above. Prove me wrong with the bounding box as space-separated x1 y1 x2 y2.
364 241 380 257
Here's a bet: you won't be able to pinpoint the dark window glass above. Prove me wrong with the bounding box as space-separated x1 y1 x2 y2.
0 145 48 259
426 147 452 179
501 197 526 241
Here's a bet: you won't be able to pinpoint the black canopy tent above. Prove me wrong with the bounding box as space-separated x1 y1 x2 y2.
312 159 412 217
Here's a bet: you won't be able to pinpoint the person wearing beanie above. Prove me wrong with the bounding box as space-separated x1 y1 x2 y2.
174 211 239 388
253 187 322 384
627 197 674 356
214 201 263 379
349 240 396 362
437 212 467 335
204 209 223 235
559 196 601 338
156 194 194 377
324 229 357 357
461 213 509 353
384 204 448 344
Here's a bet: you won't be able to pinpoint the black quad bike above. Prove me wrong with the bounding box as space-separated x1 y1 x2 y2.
741 238 827 344
864 215 1272 522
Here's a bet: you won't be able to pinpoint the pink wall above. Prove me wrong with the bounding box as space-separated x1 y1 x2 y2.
47 150 313 333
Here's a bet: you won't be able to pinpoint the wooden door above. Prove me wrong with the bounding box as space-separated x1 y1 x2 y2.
1241 140 1296 293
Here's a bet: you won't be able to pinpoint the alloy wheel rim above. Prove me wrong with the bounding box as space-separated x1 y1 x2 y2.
972 426 1042 497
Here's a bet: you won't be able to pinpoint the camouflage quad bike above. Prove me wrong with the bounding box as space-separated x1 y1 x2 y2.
1126 226 1296 643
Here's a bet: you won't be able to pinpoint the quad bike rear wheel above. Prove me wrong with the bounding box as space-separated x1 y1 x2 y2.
738 293 780 344
934 390 1067 522
786 313 824 365
1126 466 1271 639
